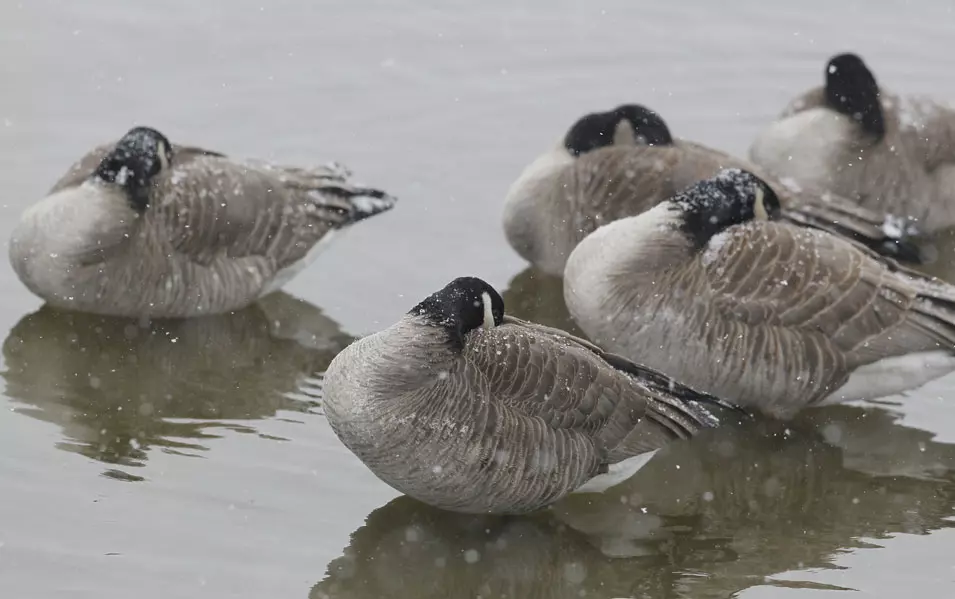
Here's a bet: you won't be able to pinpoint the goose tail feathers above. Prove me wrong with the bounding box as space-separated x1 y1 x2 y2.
275 161 399 226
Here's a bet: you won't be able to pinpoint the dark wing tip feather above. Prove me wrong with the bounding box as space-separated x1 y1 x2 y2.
876 238 925 264
344 187 399 223
598 350 750 421
319 185 399 225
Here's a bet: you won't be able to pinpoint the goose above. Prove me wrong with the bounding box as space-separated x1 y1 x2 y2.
9 126 397 318
502 103 922 276
322 276 743 514
564 168 955 420
749 52 955 231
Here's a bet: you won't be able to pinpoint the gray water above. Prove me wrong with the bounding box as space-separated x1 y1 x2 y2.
3 1 955 597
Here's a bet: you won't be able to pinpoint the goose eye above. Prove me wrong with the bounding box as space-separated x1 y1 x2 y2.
753 186 769 221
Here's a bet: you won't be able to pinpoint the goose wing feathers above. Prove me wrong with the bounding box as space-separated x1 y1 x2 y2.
570 145 742 224
151 156 351 268
567 147 684 226
701 222 955 363
464 317 734 462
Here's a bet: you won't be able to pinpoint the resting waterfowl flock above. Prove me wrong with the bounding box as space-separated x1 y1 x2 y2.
322 276 741 514
9 126 396 318
750 52 955 231
503 103 922 276
10 49 955 515
564 169 955 419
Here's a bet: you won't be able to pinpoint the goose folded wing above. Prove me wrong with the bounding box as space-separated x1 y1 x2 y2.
153 158 345 267
700 222 926 358
465 320 737 461
569 148 683 224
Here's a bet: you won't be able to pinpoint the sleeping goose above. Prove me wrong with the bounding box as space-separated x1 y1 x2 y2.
564 168 955 420
322 276 743 514
749 52 955 231
503 103 922 276
9 126 397 318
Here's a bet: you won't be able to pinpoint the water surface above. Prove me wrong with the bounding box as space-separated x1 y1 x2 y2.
3 1 955 597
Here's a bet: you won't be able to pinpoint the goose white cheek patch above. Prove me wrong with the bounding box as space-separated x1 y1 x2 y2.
753 187 769 221
481 291 495 329
115 166 131 186
158 147 171 171
613 119 636 146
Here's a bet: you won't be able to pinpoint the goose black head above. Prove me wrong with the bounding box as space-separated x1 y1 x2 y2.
563 104 673 157
411 277 506 350
824 53 885 139
674 169 782 249
93 126 173 212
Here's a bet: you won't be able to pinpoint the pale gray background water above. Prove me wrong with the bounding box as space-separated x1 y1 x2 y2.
3 1 955 597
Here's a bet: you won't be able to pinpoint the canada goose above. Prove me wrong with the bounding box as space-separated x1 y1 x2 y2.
503 103 922 276
322 276 743 514
564 168 955 420
9 126 397 318
749 52 955 231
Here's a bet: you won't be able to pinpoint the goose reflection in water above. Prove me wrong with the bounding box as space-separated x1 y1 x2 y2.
311 405 955 599
1 292 354 480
